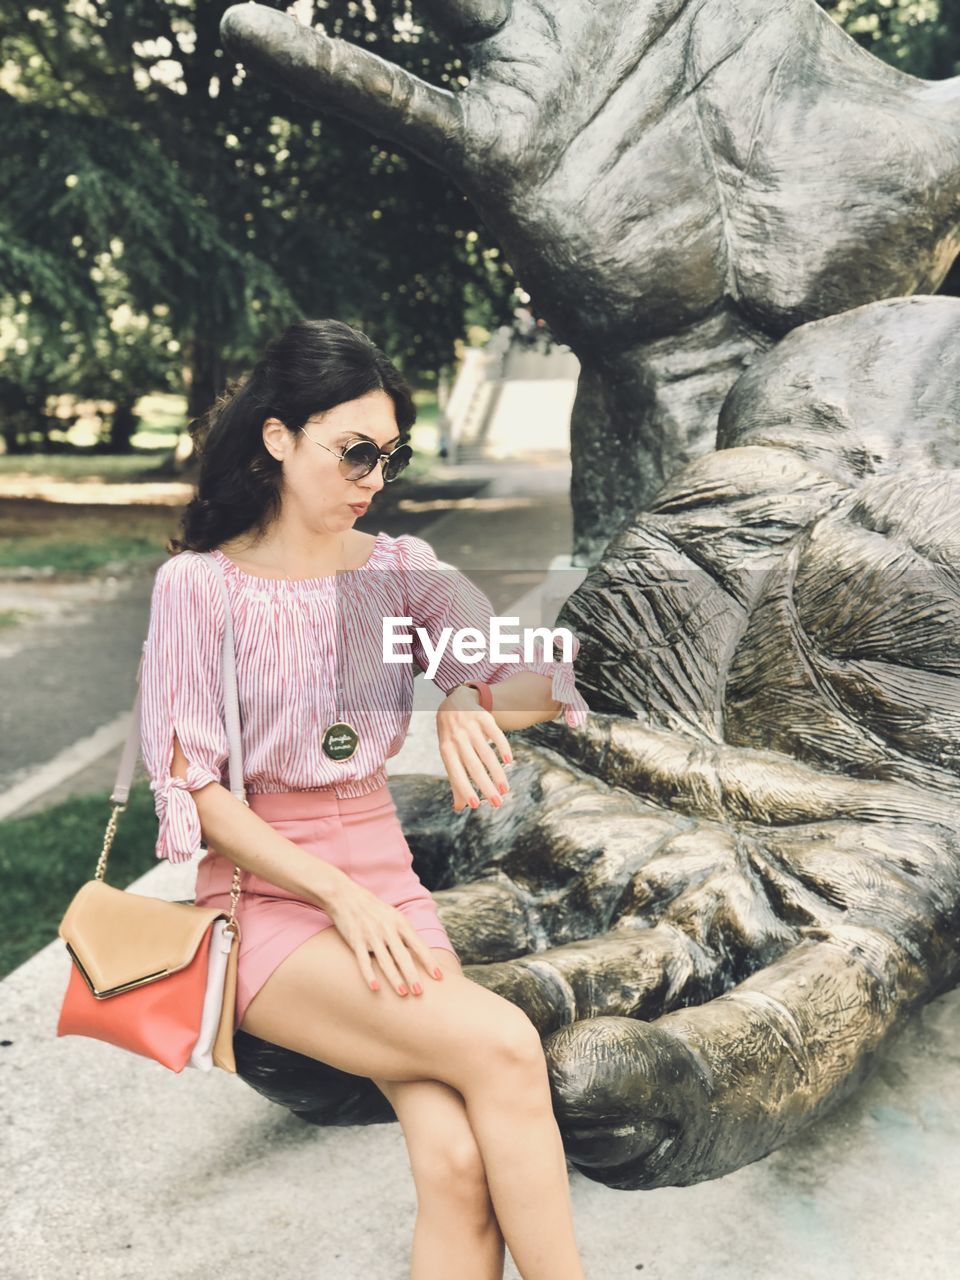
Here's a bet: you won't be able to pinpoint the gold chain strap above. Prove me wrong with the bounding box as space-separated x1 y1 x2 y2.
96 790 250 937
223 794 250 937
95 804 125 881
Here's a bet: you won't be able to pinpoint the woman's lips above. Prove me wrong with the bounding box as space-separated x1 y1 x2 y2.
349 503 369 514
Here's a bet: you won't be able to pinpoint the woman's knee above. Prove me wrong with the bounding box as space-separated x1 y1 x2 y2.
497 1008 546 1066
458 1004 547 1094
413 1130 491 1215
378 1078 493 1221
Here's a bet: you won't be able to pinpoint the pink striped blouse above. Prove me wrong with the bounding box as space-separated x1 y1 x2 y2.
139 531 590 863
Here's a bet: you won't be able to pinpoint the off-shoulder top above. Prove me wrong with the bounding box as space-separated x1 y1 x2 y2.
139 531 590 862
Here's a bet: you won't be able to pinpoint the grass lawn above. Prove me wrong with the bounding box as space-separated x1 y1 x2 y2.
0 500 178 573
0 449 172 483
0 609 30 627
0 782 168 980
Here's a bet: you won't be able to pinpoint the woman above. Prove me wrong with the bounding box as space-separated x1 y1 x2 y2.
139 318 590 1280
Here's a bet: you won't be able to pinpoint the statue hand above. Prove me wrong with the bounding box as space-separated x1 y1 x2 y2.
220 1 960 345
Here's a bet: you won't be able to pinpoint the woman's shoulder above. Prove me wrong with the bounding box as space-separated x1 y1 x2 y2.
152 549 223 603
154 547 213 578
380 531 449 569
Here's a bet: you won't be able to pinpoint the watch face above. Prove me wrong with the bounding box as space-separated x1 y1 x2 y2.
322 722 360 761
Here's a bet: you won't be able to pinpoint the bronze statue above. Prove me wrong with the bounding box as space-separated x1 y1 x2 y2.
231 292 960 1187
220 0 960 561
217 0 960 1190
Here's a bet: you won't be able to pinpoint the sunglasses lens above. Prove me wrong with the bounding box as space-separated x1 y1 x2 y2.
384 444 412 482
341 441 413 482
341 442 380 479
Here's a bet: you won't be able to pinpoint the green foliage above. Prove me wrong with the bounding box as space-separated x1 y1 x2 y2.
0 1 517 444
819 0 960 77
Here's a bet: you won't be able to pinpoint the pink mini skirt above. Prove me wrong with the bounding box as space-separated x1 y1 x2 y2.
193 782 458 1031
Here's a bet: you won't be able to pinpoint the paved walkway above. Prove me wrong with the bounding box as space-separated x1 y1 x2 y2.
2 454 958 1278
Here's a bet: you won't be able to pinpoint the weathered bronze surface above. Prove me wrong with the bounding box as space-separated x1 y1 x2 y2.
219 1 960 1189
220 0 960 561
234 295 960 1187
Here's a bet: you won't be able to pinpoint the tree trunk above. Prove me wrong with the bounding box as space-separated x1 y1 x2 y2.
108 400 139 452
186 335 227 424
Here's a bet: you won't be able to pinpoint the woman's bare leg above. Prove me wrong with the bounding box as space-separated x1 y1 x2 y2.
371 1072 506 1280
453 1030 584 1279
239 931 586 1279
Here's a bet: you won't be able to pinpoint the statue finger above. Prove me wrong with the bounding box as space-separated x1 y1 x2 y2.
220 4 465 170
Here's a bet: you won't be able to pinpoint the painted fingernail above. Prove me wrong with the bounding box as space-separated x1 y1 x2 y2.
469 797 479 808
433 968 443 979
412 982 422 995
504 753 513 763
370 980 379 991
498 782 508 794
397 984 408 996
491 796 502 807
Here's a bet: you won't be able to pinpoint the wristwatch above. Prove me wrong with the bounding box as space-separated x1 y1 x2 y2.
462 680 494 712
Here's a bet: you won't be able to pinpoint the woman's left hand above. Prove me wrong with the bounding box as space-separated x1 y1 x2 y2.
436 684 513 812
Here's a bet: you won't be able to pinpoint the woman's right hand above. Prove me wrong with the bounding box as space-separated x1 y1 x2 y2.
319 877 445 997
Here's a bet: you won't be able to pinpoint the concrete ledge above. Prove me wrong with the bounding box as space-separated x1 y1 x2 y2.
5 905 959 1278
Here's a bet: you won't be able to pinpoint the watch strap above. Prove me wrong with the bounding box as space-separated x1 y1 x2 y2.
463 681 493 712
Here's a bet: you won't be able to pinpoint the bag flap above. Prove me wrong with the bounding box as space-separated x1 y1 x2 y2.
59 879 227 997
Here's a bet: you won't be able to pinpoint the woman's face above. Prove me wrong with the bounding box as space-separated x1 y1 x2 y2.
262 389 401 534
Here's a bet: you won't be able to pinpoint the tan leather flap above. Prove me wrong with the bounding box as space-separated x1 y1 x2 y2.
59 879 226 996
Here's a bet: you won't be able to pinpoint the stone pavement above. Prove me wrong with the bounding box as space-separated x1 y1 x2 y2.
2 453 959 1279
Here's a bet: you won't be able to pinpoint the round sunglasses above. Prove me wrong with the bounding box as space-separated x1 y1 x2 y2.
298 427 413 483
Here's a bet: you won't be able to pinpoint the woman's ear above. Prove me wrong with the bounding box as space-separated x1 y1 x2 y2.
262 416 289 462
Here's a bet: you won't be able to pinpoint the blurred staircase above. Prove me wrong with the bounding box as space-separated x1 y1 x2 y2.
441 329 580 464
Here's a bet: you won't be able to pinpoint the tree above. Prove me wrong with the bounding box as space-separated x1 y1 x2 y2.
819 0 960 78
0 2 516 447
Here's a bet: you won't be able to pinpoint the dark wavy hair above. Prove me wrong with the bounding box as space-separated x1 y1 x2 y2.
169 319 417 554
